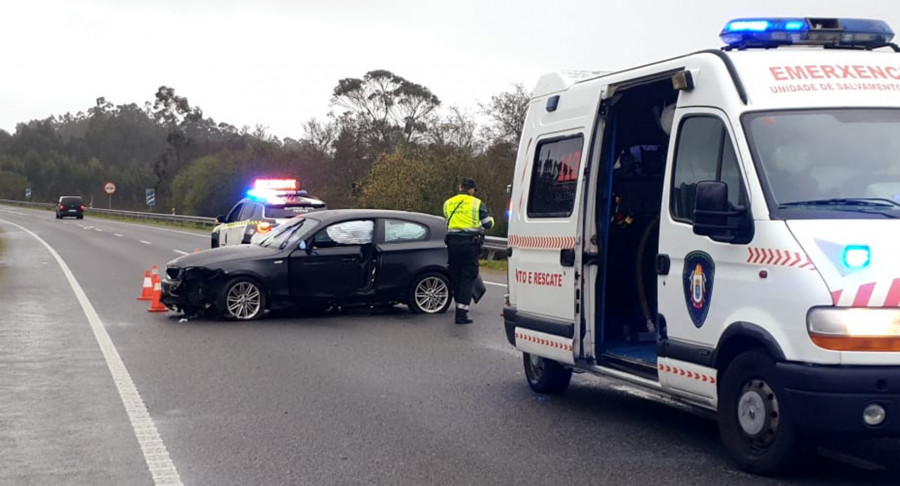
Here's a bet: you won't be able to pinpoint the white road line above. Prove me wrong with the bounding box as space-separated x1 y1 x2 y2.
484 281 507 288
173 250 188 255
1 219 183 486
115 234 124 238
140 240 152 245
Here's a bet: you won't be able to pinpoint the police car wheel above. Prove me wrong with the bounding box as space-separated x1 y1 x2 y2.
718 350 802 475
219 278 266 321
523 353 572 395
408 272 451 314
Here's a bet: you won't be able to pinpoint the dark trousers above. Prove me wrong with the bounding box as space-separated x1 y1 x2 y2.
446 234 481 306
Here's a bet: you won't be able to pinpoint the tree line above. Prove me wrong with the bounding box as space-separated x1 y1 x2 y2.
0 70 529 236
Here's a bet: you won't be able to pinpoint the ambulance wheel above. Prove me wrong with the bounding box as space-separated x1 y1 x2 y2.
718 350 801 475
523 353 572 395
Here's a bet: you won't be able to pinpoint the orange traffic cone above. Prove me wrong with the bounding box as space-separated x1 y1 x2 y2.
137 270 153 300
150 264 160 286
148 279 168 312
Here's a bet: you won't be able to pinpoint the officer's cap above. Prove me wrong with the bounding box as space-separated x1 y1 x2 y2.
461 178 477 190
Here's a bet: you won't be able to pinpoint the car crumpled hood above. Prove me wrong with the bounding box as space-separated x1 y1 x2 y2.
787 219 900 307
168 244 279 269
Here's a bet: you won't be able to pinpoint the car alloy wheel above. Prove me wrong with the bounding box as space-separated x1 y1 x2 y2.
409 272 450 314
222 279 265 320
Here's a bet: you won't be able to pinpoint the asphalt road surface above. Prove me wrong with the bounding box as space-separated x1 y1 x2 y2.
1 205 899 485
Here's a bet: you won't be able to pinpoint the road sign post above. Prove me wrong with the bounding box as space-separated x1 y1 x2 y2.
104 181 116 209
146 188 156 210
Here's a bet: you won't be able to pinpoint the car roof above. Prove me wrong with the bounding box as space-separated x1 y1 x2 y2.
302 209 445 227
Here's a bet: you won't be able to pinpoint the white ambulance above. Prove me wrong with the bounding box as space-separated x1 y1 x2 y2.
504 17 900 474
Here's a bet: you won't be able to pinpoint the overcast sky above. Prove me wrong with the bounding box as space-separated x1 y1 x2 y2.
4 0 900 140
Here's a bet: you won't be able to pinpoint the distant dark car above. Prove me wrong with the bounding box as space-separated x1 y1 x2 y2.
162 209 451 320
56 196 84 219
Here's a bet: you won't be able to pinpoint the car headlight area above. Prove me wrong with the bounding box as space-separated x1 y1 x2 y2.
808 307 900 351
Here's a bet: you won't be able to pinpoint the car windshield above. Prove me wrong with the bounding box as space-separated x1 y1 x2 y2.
745 109 900 218
266 204 325 219
256 217 318 249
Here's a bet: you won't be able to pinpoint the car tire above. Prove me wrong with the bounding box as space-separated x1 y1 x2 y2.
77 215 83 220
718 350 802 475
218 277 266 320
407 272 451 314
523 353 572 395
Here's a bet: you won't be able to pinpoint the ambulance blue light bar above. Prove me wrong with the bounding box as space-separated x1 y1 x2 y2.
720 17 894 49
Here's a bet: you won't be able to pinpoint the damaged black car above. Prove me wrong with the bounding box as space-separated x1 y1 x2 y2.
160 209 452 320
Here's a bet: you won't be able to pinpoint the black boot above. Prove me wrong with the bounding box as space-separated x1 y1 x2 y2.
455 308 473 324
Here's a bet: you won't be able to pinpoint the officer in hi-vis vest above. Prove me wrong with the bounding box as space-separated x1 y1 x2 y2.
443 178 494 324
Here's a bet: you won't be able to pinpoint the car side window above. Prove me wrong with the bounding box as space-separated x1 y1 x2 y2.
240 203 262 221
313 220 374 248
670 116 745 223
384 219 428 242
226 203 244 223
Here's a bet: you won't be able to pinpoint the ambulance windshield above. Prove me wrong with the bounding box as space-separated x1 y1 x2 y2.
745 109 900 218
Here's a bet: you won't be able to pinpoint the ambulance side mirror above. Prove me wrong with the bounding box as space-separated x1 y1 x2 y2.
693 181 752 244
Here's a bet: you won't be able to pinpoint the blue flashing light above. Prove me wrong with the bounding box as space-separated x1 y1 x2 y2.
842 245 871 270
720 17 894 49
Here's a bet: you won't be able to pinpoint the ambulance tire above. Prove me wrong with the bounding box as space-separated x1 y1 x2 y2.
718 350 802 476
523 353 572 395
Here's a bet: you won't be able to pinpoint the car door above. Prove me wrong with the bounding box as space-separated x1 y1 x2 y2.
289 219 375 300
218 202 244 247
375 218 435 298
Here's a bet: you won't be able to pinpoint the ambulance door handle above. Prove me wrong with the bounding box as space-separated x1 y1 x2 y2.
560 248 575 267
656 254 670 275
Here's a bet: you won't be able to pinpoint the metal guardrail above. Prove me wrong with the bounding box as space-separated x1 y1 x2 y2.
0 199 217 226
0 199 510 256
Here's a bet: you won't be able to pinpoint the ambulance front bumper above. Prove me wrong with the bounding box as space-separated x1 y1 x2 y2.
778 362 900 437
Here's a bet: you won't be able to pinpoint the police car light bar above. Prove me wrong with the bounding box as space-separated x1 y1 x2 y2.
247 178 302 202
720 17 894 49
253 178 299 191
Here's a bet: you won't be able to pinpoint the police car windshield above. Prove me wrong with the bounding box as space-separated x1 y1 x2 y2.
745 108 900 218
266 204 325 219
257 217 319 249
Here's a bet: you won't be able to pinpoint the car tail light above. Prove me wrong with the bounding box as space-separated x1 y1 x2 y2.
59 205 65 210
256 221 272 233
80 204 85 210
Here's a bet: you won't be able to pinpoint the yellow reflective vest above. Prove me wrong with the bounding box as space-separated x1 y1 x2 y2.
443 194 493 232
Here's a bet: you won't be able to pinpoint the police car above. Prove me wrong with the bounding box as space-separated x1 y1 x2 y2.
211 178 326 248
505 17 900 474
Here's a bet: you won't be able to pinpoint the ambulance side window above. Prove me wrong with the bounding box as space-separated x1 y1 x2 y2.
670 116 743 222
527 135 584 218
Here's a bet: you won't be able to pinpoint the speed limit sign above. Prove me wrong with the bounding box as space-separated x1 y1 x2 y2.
104 182 116 195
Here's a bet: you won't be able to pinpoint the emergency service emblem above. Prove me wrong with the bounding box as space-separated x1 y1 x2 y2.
682 251 715 328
